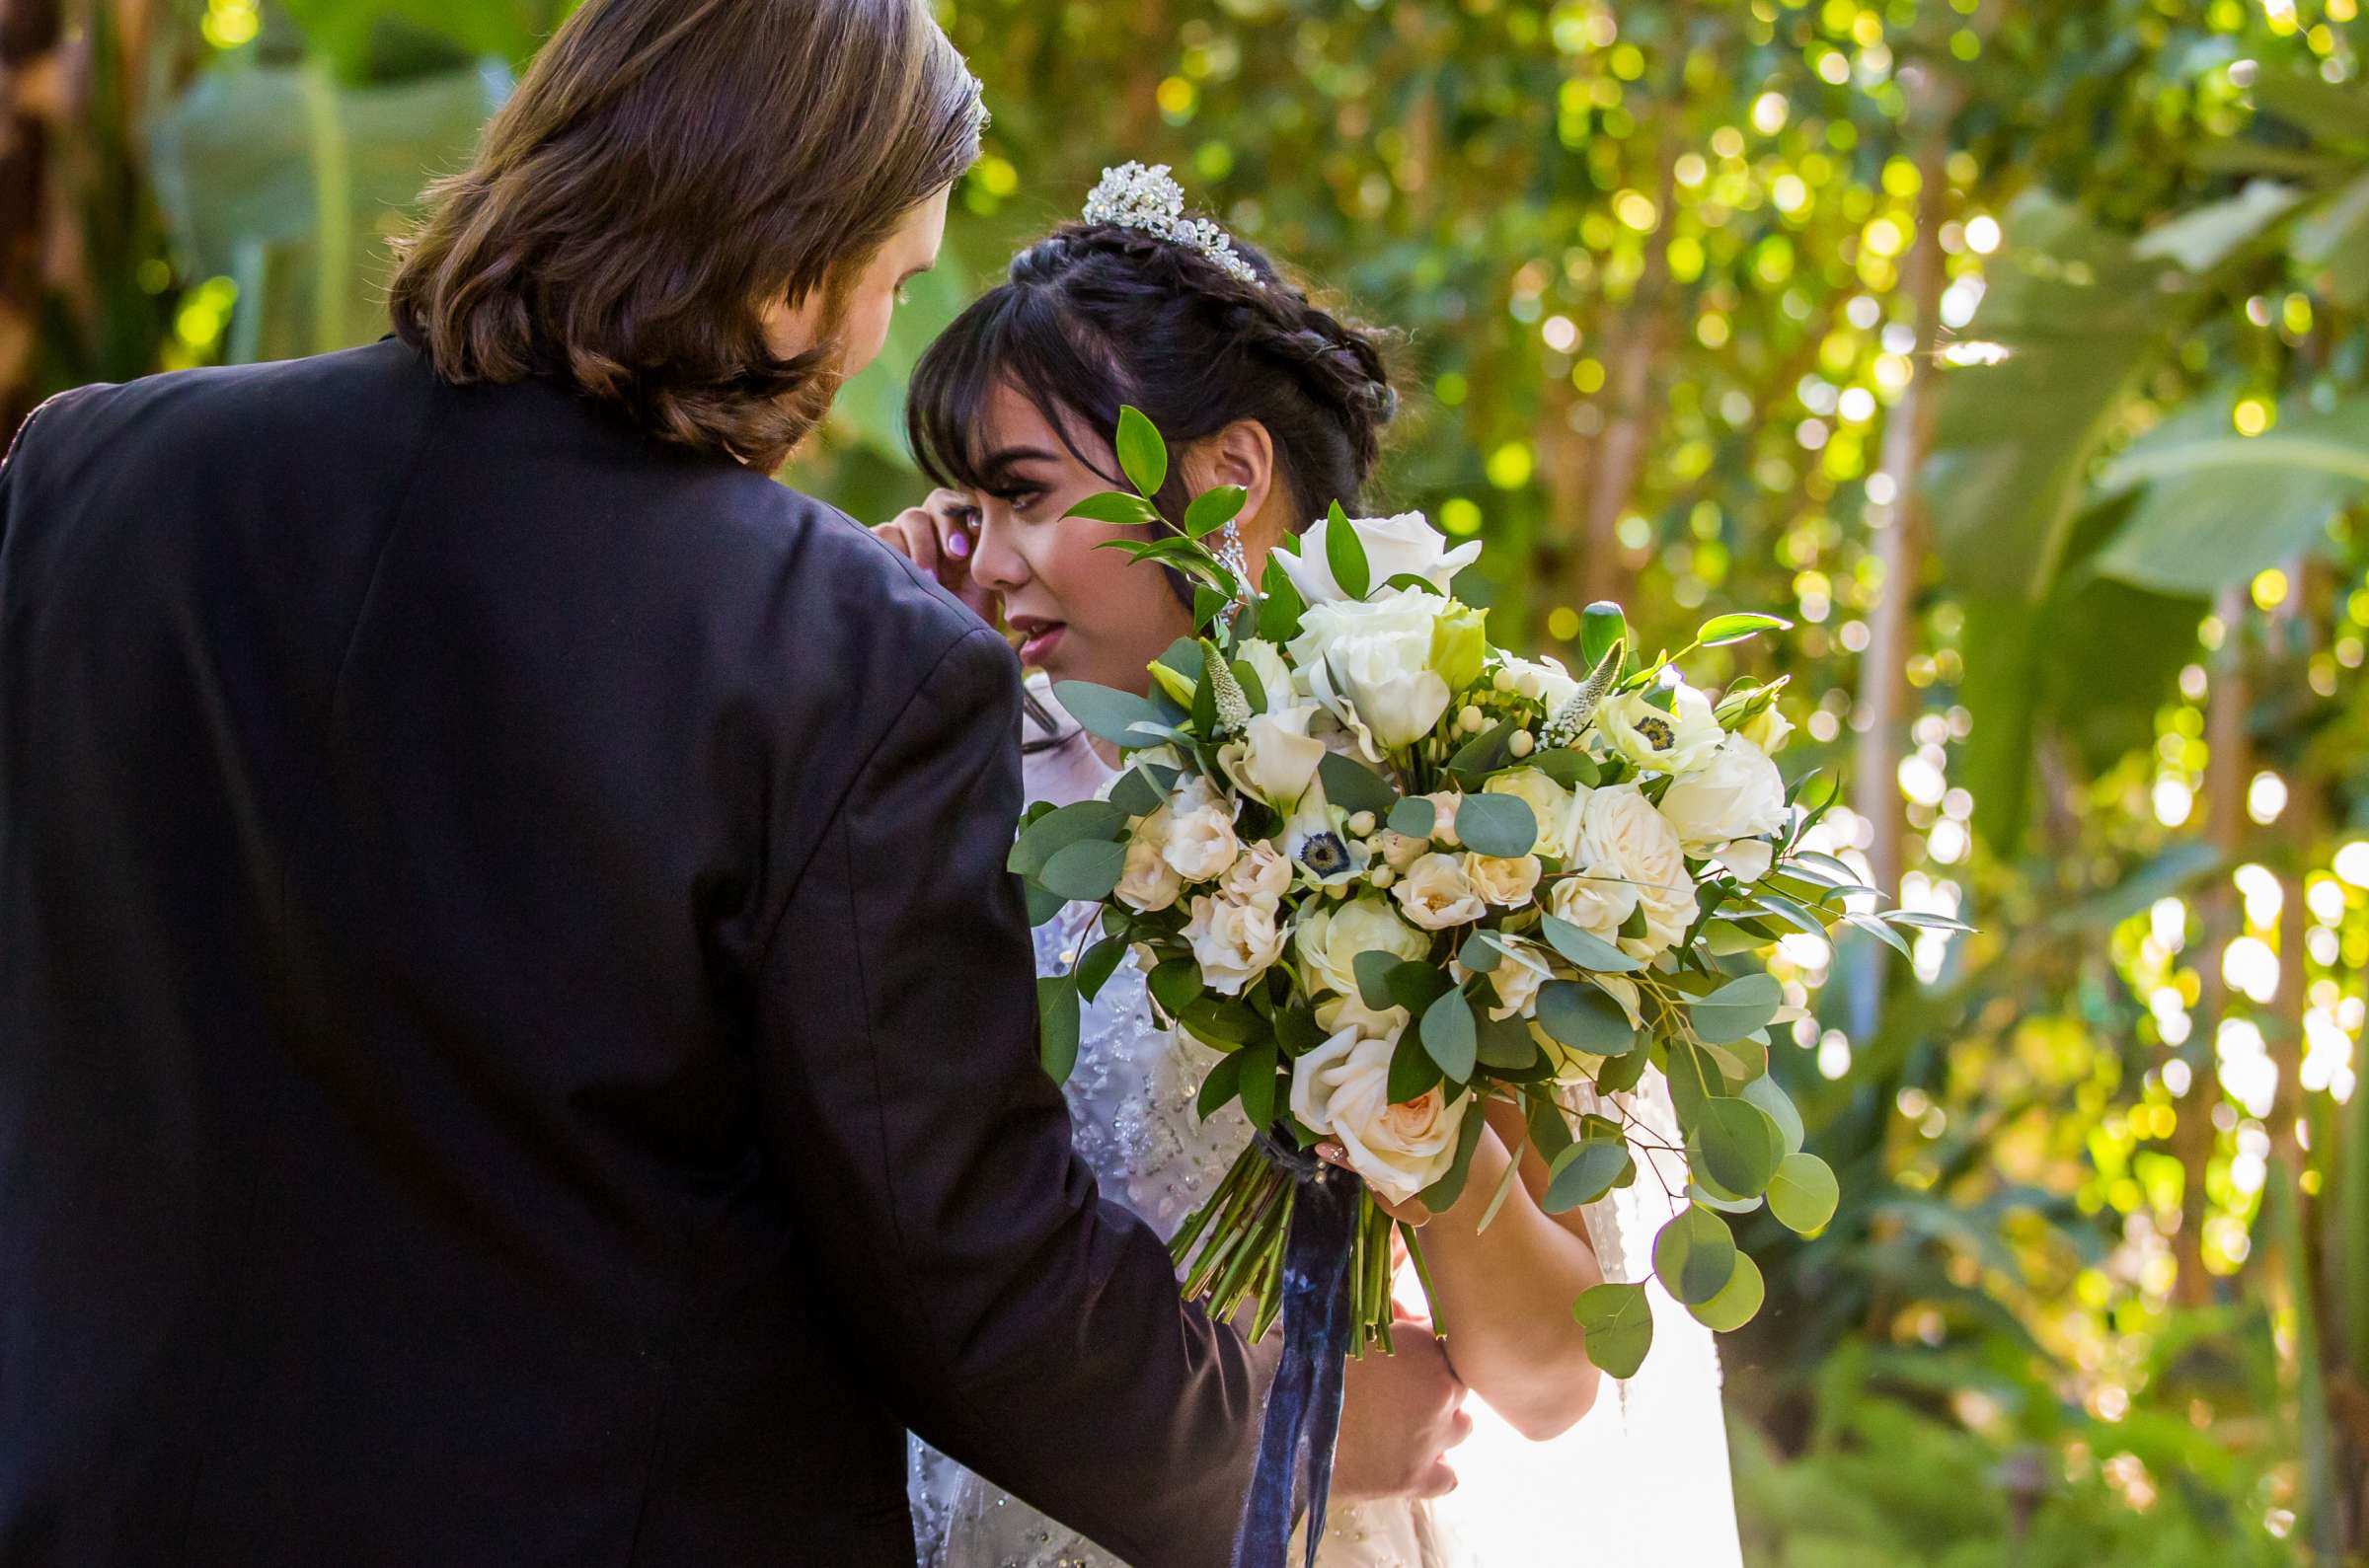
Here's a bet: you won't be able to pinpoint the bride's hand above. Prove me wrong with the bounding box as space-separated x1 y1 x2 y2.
1330 1319 1473 1502
874 488 998 623
1314 1120 1514 1229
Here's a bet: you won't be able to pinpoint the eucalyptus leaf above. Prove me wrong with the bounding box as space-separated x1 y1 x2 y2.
1010 798 1129 876
1052 682 1170 751
1687 1251 1765 1333
1693 1096 1787 1197
1037 838 1128 902
1420 989 1479 1082
1317 752 1399 816
1353 950 1404 1012
1539 914 1643 973
1544 1138 1632 1214
1573 1281 1654 1378
1768 1151 1841 1234
1534 981 1639 1056
1415 1098 1488 1212
1388 795 1438 839
1652 1204 1738 1307
1453 792 1537 859
1688 973 1784 1044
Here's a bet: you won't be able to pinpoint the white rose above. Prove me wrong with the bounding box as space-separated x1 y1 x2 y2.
1218 702 1328 811
1295 896 1431 1000
1115 833 1183 913
1419 791 1463 848
1482 768 1584 860
1464 852 1542 909
1182 893 1287 997
1497 653 1580 712
1316 992 1411 1039
1546 871 1639 944
1271 510 1484 606
1289 590 1455 751
1161 777 1241 883
1393 852 1488 932
1655 735 1789 856
1572 783 1697 959
1596 685 1724 777
1220 841 1294 910
1288 1027 1472 1204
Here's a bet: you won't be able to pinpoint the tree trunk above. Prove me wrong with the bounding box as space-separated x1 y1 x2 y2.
1842 98 1949 1041
2172 583 2252 1307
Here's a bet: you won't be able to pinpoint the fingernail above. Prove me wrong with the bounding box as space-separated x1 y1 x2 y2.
948 531 970 558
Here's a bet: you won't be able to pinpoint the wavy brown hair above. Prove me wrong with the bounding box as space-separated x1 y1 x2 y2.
387 0 983 469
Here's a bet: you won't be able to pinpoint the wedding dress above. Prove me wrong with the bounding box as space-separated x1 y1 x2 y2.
908 678 1744 1568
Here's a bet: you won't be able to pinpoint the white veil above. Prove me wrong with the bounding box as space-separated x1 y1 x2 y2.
1428 1067 1746 1566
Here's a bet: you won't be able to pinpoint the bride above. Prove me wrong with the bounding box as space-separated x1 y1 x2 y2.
878 166 1744 1568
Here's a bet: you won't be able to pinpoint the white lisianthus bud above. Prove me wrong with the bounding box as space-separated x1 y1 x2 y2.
1481 769 1584 861
1464 852 1542 909
1115 834 1184 913
1237 637 1295 710
1293 895 1431 1000
1457 705 1485 734
1595 685 1725 777
1393 852 1489 931
1655 735 1788 856
1370 866 1397 889
1161 777 1242 883
1182 893 1287 996
1219 841 1294 911
1288 1026 1471 1204
1218 702 1329 811
1571 783 1697 960
1270 510 1484 606
1347 810 1377 838
1509 730 1535 758
1737 702 1794 755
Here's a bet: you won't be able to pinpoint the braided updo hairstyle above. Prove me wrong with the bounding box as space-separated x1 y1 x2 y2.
904 214 1399 570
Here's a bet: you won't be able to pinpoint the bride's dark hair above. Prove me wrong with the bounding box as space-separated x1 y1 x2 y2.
904 216 1399 547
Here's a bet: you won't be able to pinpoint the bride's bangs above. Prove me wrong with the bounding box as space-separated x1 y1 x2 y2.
905 285 1133 500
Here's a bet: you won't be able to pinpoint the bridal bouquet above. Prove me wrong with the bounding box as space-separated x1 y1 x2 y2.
1013 408 1949 1382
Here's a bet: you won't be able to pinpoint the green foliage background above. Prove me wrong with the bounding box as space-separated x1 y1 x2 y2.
14 0 2369 1559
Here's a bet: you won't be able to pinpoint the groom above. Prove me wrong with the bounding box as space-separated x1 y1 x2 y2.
0 1 1462 1564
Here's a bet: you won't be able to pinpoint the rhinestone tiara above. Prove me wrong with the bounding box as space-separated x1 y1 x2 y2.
1080 162 1261 286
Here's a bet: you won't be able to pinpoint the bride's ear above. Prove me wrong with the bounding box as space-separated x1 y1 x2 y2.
1184 418 1277 531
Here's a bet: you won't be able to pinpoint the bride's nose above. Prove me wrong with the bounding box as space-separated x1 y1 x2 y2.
968 510 1029 595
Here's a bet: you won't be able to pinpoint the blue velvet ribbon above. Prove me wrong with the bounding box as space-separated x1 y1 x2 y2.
1231 1136 1360 1568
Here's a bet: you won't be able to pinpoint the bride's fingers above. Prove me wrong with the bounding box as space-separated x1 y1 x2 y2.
1443 1406 1476 1449
1412 1459 1460 1500
1316 1142 1432 1226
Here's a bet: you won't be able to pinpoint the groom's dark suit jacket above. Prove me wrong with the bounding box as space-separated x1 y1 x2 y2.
0 338 1264 1566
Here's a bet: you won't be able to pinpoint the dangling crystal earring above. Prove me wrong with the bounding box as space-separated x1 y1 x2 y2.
1216 519 1252 598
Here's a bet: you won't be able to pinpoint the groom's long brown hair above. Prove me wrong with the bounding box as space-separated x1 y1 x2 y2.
388 0 982 469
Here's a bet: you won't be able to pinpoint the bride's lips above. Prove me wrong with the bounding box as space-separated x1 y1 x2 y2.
1008 616 1067 665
